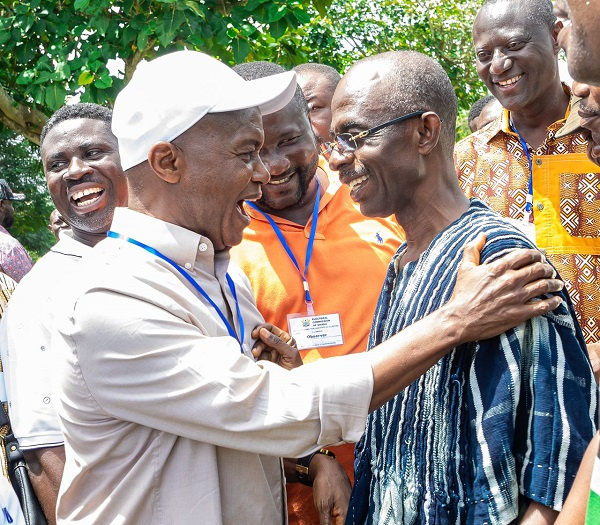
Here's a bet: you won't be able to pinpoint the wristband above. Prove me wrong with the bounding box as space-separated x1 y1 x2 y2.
295 448 336 486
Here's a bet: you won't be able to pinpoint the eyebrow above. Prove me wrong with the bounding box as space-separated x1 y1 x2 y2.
44 141 110 162
334 119 364 134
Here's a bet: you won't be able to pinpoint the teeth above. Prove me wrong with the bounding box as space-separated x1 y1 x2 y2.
269 174 292 185
348 175 369 190
76 195 101 207
498 74 523 86
71 187 103 207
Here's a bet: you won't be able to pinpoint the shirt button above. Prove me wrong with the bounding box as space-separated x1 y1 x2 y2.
198 243 208 252
184 262 192 270
535 158 542 166
537 203 544 211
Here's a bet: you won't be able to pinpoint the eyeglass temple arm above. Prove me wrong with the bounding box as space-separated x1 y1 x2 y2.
364 111 426 136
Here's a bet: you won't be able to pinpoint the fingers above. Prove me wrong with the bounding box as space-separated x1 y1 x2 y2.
512 296 563 322
251 323 275 340
459 233 486 269
521 277 564 301
492 248 544 273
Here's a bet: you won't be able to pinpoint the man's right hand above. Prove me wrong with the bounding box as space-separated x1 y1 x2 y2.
447 233 564 344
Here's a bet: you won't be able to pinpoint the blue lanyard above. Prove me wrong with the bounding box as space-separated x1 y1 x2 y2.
509 117 534 217
107 231 245 353
246 177 321 316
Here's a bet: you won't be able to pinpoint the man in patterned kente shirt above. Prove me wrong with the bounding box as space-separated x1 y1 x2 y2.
454 0 600 372
324 49 597 524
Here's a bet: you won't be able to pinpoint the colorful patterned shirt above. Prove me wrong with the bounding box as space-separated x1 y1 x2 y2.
454 101 600 345
347 200 598 525
0 226 32 283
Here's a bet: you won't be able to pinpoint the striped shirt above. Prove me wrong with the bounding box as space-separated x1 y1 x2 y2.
347 199 598 525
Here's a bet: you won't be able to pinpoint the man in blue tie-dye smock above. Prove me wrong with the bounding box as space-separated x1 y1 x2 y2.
322 50 598 525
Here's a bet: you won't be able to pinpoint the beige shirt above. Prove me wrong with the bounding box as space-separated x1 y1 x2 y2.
53 208 373 525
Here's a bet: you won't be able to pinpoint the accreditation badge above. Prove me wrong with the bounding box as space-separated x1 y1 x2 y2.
287 313 344 350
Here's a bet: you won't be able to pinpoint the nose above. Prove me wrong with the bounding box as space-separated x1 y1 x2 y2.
65 156 93 180
260 150 290 177
490 49 512 76
326 147 354 173
252 157 270 185
572 81 590 98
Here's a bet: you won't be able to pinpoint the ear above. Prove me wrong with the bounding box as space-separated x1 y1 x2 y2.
147 142 184 184
416 112 442 156
551 20 563 54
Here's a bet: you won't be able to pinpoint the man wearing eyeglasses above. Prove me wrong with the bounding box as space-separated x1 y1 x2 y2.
229 61 403 525
325 50 597 525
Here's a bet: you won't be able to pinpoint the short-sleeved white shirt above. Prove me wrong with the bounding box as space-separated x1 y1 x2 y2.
0 232 90 450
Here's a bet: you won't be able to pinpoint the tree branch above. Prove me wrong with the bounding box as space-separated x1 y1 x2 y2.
0 85 47 145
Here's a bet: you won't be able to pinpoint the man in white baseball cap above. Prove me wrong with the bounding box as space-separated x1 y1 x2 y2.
50 50 564 524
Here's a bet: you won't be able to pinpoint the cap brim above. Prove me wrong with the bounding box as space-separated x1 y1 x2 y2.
10 193 25 201
556 97 583 138
211 71 297 116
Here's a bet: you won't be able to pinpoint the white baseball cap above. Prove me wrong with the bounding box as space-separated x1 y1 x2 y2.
112 50 297 170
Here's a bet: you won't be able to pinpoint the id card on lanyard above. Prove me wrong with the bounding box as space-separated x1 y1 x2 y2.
245 178 344 351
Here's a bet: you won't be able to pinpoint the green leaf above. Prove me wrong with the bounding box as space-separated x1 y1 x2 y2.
266 3 287 23
136 30 149 51
0 30 11 46
33 71 52 84
15 70 35 85
292 7 312 25
93 74 113 89
269 18 287 39
78 70 95 85
53 62 72 81
184 0 204 17
93 14 110 36
73 0 90 11
231 37 250 63
156 9 185 47
44 83 67 111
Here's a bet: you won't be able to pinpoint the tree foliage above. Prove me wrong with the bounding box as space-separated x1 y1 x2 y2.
300 0 487 113
0 0 485 256
0 125 54 259
0 0 331 143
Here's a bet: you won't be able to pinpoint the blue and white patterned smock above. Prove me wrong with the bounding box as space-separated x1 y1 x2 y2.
347 199 598 525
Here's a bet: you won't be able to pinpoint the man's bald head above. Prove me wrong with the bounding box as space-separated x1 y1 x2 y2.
336 51 457 154
478 0 556 30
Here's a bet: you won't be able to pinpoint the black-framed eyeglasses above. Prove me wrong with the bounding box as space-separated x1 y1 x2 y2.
320 111 426 160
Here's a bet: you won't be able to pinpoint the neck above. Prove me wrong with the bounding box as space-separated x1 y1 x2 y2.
71 228 108 247
261 171 324 226
394 172 470 268
509 83 569 148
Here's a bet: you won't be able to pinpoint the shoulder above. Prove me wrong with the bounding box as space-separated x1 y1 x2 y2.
459 201 536 262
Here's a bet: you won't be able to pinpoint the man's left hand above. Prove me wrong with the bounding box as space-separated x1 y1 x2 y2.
310 453 352 525
251 324 303 370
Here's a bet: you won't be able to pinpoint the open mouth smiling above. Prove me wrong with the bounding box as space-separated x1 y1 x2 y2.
268 172 294 185
496 73 524 87
70 186 105 208
348 174 369 191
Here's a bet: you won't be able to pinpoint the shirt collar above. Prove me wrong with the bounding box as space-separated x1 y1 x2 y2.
109 207 213 268
487 83 573 144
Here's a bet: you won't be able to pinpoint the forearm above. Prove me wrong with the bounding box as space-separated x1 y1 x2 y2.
520 501 558 524
368 304 462 411
556 432 599 525
24 445 66 525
